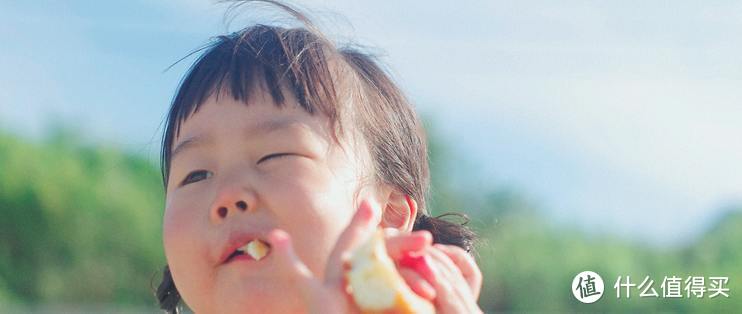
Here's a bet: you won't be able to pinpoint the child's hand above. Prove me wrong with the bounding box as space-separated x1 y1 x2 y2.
424 244 483 313
390 233 483 314
383 228 438 300
265 199 483 313
265 199 383 314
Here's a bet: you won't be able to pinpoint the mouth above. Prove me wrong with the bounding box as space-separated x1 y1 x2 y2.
222 238 272 264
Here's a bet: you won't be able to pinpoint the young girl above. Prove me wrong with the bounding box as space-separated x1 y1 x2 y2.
156 1 482 313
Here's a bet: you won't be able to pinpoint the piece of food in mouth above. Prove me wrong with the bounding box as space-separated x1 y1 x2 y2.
245 239 270 260
231 239 271 261
346 229 435 314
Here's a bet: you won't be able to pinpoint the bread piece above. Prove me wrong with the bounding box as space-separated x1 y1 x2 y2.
346 229 435 314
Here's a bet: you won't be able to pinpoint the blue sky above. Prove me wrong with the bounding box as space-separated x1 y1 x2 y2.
2 0 741 245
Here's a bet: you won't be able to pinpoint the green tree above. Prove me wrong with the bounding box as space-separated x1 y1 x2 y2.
0 128 165 306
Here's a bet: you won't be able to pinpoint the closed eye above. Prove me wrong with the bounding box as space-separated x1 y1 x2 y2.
257 153 294 164
180 170 212 186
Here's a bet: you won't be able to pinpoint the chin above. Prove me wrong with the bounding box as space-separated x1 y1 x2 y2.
214 295 305 314
209 279 306 313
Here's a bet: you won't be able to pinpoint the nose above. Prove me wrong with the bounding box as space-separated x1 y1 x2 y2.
209 186 255 223
215 200 248 218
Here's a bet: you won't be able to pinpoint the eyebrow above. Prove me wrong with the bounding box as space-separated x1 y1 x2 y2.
170 118 302 161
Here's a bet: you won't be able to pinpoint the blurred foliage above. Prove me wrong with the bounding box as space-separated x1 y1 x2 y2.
428 120 739 312
0 125 740 312
0 128 165 308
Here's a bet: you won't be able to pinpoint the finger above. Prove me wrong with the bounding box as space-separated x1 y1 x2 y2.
428 247 472 298
324 199 382 289
398 267 436 300
386 230 432 260
398 252 436 284
265 229 313 279
265 228 328 309
427 247 480 313
423 252 462 313
426 247 463 291
433 243 482 298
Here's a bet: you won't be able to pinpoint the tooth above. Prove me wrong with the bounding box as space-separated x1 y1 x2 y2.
246 239 269 261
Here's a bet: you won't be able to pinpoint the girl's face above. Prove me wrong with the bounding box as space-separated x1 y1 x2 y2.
163 87 373 313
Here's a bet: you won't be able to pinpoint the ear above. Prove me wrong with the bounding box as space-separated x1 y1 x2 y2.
379 189 418 232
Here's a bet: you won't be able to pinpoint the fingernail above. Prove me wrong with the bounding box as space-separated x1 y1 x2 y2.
412 230 433 243
419 280 436 300
268 229 289 247
358 200 377 223
384 227 400 237
399 253 435 283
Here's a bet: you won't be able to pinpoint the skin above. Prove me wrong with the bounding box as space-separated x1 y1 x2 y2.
162 85 482 313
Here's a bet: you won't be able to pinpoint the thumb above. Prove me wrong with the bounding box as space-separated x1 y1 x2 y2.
266 229 338 313
324 199 382 289
266 229 314 280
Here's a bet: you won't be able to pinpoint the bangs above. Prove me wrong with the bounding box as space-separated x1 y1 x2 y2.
160 24 343 187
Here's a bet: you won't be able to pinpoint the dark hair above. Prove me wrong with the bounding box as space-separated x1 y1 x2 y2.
156 1 476 313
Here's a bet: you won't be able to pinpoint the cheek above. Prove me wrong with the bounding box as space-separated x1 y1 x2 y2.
281 203 351 279
162 195 215 311
163 190 213 263
163 201 198 277
162 207 182 259
163 189 211 244
162 196 197 256
267 159 360 276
